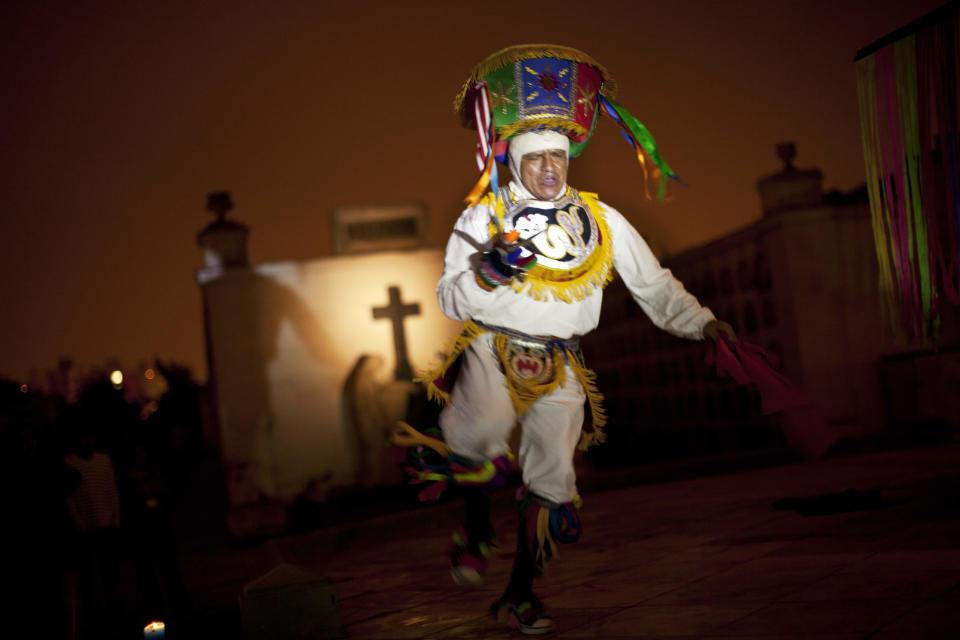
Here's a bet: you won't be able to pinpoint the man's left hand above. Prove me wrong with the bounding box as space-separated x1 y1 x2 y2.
703 320 737 343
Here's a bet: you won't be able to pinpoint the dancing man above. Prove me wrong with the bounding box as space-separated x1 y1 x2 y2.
398 44 735 635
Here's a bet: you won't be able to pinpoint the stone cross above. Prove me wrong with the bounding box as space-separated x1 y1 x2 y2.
372 286 421 381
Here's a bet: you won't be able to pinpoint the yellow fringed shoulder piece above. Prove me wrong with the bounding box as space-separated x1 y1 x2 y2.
414 320 487 406
453 44 619 113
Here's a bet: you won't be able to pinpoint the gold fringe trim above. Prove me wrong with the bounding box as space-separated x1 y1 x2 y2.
416 317 607 451
507 191 615 303
454 44 619 114
496 118 589 141
414 320 486 406
568 353 607 451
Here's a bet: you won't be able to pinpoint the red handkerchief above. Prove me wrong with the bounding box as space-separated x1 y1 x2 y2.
706 336 837 458
705 337 809 414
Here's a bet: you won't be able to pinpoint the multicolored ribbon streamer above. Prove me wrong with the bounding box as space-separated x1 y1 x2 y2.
464 82 499 206
598 94 682 201
855 7 960 343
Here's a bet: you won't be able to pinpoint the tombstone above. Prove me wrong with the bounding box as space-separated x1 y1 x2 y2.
240 564 345 639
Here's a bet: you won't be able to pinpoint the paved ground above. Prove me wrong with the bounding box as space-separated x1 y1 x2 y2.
180 440 960 639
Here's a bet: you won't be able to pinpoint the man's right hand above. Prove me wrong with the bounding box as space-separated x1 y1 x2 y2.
703 319 737 343
475 243 537 291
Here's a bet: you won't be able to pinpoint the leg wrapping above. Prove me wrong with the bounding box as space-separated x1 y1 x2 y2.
516 486 582 573
391 421 514 501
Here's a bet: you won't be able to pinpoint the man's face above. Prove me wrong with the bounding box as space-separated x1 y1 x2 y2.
520 148 567 200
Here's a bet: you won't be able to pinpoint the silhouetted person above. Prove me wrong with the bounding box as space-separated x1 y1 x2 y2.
121 440 191 624
65 428 123 637
2 382 79 639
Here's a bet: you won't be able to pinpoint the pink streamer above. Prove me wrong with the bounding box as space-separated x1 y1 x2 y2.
881 47 925 337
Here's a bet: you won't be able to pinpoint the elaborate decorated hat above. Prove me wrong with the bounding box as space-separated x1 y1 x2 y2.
455 44 616 158
457 44 679 205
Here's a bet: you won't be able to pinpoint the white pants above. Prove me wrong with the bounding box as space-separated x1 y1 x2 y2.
438 332 584 504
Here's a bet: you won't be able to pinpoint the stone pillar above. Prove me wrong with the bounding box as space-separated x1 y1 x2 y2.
195 192 285 536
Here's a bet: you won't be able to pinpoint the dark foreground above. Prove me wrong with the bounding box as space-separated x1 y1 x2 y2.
177 441 960 639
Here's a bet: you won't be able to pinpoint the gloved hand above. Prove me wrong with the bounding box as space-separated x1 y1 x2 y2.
703 319 737 343
475 235 537 291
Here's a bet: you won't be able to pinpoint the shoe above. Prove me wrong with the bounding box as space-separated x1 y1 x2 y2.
491 595 555 635
449 529 493 587
450 547 485 587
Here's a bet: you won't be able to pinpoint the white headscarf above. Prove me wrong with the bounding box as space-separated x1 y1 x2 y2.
507 130 570 201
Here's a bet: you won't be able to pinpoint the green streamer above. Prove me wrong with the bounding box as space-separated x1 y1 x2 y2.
609 100 677 200
856 55 900 338
896 37 935 339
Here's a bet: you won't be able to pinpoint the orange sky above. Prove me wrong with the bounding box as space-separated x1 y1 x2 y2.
0 0 944 383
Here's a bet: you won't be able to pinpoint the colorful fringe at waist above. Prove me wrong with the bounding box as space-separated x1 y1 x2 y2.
415 320 606 450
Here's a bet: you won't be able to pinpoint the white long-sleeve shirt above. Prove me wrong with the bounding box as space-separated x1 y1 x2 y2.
437 187 715 341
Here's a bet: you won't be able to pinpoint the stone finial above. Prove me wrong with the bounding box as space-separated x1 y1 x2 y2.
207 191 234 222
776 142 797 171
756 143 823 216
197 190 249 270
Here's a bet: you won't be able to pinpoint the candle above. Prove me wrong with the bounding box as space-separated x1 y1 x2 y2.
144 621 165 639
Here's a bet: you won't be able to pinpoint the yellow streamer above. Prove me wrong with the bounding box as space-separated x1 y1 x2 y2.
856 55 900 339
390 421 452 458
464 151 495 206
535 506 559 568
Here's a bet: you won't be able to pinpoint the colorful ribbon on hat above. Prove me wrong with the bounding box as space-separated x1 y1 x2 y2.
465 82 500 206
464 82 682 208
598 94 681 201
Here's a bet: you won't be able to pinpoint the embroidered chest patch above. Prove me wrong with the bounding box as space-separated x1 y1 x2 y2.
504 197 600 271
487 190 613 302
